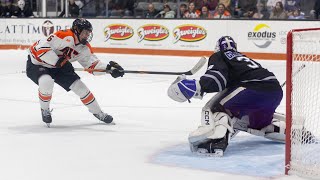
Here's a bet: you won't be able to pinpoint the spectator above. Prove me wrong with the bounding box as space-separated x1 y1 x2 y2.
3 0 19 18
266 0 285 11
16 0 34 17
190 0 205 10
178 3 188 18
199 5 212 18
59 0 80 17
252 2 270 19
269 1 287 19
310 0 320 19
288 8 305 19
184 2 200 18
242 7 256 18
212 3 232 18
159 4 175 18
234 0 257 18
144 3 159 18
219 0 231 10
0 1 4 17
285 0 301 13
199 0 218 11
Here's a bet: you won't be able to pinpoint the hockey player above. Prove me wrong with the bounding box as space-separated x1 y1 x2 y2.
167 36 285 156
26 18 124 127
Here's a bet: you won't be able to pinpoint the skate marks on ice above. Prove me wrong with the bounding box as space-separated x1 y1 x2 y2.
7 121 116 134
150 135 285 178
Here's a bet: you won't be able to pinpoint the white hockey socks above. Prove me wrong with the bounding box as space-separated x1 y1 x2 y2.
69 80 102 114
38 75 54 110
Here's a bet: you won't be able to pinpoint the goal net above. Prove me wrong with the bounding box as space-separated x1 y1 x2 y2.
286 28 320 178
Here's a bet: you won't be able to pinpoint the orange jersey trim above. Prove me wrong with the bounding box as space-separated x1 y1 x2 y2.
55 29 76 42
86 43 94 54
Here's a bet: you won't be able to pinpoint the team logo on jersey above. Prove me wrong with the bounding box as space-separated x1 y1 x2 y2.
103 24 134 41
42 20 54 37
248 24 276 48
173 24 207 43
137 24 169 43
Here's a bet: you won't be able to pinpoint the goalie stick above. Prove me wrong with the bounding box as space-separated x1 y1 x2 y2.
281 64 305 88
74 57 207 75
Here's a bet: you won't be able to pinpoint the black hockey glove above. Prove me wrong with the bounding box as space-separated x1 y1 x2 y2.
106 61 124 78
55 55 69 68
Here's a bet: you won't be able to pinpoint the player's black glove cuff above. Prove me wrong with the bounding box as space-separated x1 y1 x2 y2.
55 56 68 68
106 61 124 78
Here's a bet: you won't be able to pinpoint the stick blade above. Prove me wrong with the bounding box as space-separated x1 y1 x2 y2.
185 56 207 75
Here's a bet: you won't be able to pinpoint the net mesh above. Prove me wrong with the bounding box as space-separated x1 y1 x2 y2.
289 30 320 178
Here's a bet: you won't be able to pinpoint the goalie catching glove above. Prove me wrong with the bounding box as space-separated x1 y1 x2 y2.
167 75 202 103
107 61 124 78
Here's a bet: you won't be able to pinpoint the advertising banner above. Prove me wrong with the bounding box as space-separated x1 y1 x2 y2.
1 18 320 58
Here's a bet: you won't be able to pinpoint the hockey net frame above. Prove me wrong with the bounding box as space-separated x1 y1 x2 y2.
286 28 320 178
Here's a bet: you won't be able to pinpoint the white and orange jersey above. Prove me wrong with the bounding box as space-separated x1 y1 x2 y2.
28 29 106 75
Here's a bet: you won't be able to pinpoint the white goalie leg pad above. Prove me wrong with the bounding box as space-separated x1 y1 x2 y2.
246 118 286 143
188 112 233 152
264 119 286 143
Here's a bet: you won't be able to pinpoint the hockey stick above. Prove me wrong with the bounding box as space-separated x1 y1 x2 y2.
281 64 306 88
74 57 207 75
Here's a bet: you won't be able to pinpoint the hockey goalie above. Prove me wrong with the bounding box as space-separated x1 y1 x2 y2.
167 36 285 156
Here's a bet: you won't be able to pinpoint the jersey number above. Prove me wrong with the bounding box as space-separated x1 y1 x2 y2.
236 56 259 69
47 35 54 41
60 47 79 59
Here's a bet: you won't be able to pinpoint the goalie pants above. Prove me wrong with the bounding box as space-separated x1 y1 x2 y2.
214 87 283 130
26 56 80 91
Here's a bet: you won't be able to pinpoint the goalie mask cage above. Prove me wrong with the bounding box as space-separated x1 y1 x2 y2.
286 28 320 178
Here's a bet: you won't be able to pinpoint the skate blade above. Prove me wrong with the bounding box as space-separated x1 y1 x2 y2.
195 148 224 157
46 123 51 128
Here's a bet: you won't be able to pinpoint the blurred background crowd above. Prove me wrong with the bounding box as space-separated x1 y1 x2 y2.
0 0 320 20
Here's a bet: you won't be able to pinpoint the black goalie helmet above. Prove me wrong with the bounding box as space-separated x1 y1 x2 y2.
71 18 93 45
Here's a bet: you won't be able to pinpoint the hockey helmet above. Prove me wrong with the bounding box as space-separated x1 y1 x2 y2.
214 36 237 52
71 18 93 45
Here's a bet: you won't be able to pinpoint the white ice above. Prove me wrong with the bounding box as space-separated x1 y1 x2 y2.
0 50 307 180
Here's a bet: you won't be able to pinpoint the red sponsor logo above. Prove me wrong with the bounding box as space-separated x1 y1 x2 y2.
137 24 169 42
173 24 207 43
104 24 134 41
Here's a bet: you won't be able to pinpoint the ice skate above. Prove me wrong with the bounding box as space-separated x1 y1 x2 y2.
41 109 52 128
93 112 114 125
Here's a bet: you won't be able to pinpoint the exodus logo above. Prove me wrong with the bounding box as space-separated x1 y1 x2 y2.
248 24 276 48
104 24 134 42
137 24 169 42
173 24 206 43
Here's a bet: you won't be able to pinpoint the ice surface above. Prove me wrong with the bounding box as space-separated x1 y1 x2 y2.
0 50 307 180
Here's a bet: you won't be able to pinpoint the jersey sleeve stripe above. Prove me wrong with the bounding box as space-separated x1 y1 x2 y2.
208 70 227 87
241 76 277 83
201 74 223 91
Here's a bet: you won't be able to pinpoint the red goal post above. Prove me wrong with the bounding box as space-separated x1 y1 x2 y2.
286 28 320 178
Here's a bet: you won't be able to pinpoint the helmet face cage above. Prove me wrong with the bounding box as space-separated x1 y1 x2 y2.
216 36 237 52
72 18 93 45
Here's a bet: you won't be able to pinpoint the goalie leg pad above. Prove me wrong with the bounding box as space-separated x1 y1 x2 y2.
264 119 286 143
246 118 286 143
189 112 233 154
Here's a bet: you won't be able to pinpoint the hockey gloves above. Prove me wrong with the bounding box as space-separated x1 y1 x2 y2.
55 47 74 68
106 61 124 78
167 75 202 103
